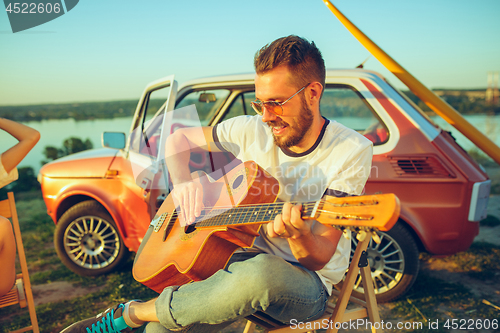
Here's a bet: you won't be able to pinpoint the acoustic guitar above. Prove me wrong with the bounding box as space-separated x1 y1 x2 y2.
133 161 400 293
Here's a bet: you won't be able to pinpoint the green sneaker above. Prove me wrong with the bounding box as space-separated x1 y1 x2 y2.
61 303 133 333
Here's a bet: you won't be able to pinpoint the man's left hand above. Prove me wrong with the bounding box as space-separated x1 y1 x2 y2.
267 203 313 239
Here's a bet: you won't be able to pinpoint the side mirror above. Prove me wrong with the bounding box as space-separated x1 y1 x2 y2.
102 132 126 149
199 93 216 103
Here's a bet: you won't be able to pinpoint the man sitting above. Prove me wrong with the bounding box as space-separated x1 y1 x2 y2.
62 35 373 333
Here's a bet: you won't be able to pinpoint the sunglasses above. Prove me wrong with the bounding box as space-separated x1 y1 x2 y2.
251 84 309 116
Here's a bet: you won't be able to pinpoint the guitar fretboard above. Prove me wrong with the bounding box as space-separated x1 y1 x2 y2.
194 201 319 228
152 197 383 234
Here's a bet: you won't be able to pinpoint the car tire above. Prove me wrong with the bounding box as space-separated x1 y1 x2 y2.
339 222 420 303
54 200 129 276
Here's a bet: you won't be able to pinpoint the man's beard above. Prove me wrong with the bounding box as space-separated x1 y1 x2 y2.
267 96 314 150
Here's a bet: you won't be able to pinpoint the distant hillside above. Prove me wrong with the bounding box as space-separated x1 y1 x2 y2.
0 89 498 122
0 100 139 122
401 90 499 115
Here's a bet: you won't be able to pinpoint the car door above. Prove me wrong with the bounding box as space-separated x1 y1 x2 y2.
127 75 178 226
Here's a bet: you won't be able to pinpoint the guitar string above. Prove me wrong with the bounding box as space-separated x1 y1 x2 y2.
197 203 284 227
170 199 376 212
195 202 375 227
161 200 378 228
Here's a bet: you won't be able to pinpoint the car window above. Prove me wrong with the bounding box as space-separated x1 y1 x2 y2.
129 86 171 157
321 85 389 145
220 91 255 122
175 89 231 126
224 88 388 145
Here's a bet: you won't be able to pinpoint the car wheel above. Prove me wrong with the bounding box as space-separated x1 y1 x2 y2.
345 222 420 303
54 200 128 276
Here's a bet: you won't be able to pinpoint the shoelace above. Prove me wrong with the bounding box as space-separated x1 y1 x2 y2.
86 309 115 333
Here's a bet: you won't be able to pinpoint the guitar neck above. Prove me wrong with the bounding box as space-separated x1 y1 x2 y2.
193 193 400 232
194 201 318 228
153 193 399 233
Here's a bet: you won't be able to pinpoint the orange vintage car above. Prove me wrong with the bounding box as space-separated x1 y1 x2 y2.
39 70 491 302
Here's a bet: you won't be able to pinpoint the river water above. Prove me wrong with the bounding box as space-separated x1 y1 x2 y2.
0 117 133 173
0 114 499 174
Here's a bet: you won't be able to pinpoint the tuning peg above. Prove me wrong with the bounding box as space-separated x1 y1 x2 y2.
371 231 381 244
356 231 367 241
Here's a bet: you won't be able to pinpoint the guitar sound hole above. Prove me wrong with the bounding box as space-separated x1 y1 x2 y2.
233 175 244 189
185 224 197 234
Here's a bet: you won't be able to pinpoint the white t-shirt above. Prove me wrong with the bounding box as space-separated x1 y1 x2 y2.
214 115 373 293
0 154 18 189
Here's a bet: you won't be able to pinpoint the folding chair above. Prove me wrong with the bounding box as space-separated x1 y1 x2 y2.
0 192 40 333
244 231 381 333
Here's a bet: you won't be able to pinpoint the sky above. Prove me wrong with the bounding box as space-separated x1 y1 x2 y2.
0 0 499 106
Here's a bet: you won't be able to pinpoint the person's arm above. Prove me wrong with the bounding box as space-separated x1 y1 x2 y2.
164 126 223 224
0 118 40 173
266 203 342 271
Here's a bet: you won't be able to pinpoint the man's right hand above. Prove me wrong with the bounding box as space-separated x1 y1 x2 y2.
171 180 204 226
165 126 220 226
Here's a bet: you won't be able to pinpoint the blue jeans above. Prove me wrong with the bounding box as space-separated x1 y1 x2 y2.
142 252 328 333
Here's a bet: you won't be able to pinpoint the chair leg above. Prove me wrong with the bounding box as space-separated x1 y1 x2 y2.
325 233 371 333
360 265 380 323
360 265 380 333
23 274 39 333
26 296 39 333
6 193 40 333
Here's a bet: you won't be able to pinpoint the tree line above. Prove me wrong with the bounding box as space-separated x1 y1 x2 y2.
403 90 500 115
0 92 499 123
0 100 139 122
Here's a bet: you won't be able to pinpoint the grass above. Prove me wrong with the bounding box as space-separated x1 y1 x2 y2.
422 242 500 279
481 214 500 227
0 192 158 333
337 243 500 333
446 242 500 280
1 261 159 332
2 193 500 332
315 271 500 333
383 275 499 333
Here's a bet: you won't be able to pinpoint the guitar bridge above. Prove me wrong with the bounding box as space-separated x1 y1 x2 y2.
151 212 168 232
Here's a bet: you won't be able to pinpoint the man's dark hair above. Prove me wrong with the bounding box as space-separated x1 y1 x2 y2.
254 35 326 91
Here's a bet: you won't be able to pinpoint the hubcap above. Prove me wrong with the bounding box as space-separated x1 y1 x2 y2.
63 215 120 269
351 232 404 294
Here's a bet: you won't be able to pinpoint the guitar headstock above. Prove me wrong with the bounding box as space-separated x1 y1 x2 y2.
312 193 400 232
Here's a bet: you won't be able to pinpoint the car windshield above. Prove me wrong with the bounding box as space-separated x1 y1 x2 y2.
175 89 231 126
